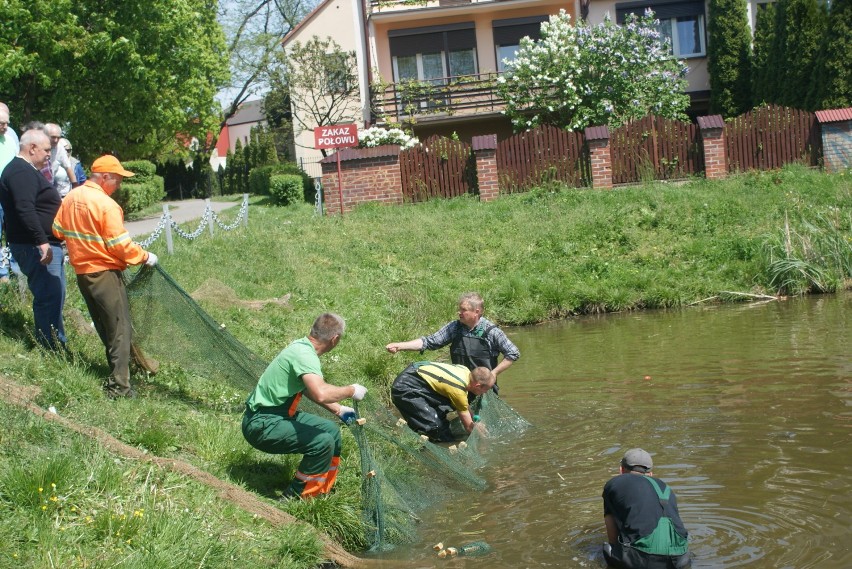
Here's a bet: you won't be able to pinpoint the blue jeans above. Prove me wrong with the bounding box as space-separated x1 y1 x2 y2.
10 242 67 350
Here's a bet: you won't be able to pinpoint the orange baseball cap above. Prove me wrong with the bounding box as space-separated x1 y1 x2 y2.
91 155 135 177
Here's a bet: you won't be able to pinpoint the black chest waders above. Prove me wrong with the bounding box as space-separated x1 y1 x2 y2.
451 324 499 398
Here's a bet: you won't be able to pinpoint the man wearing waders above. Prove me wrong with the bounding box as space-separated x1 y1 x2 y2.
602 449 691 569
385 292 519 393
242 313 367 500
391 361 495 442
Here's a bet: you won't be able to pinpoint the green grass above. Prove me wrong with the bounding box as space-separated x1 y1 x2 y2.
0 164 849 567
0 403 325 569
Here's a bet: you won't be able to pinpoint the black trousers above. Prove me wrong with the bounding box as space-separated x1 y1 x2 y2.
391 364 456 442
603 543 691 569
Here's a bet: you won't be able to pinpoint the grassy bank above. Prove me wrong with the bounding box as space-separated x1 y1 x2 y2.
0 164 849 567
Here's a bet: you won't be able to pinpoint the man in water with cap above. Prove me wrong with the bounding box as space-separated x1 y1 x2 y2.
53 155 158 399
602 448 691 569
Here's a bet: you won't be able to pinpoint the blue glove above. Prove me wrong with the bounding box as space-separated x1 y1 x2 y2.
337 405 356 424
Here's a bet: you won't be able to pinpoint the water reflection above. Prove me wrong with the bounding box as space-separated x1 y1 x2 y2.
374 294 850 568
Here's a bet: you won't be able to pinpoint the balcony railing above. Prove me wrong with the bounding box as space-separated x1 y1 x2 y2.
369 0 481 15
371 72 506 125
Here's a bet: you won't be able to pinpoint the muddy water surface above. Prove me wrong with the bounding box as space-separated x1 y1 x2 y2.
377 293 851 568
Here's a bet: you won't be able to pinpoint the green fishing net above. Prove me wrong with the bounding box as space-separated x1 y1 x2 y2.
127 265 530 552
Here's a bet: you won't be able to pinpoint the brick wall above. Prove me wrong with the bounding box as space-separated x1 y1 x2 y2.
320 146 403 215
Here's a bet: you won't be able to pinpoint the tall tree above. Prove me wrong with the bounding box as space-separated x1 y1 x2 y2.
763 0 827 108
262 57 295 161
0 0 229 162
781 0 827 107
806 0 852 109
707 0 753 117
274 37 361 156
752 2 777 105
216 0 314 125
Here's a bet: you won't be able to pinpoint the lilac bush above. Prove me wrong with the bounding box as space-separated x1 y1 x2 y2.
497 10 690 131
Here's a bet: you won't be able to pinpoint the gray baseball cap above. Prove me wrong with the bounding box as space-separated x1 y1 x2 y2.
622 448 653 470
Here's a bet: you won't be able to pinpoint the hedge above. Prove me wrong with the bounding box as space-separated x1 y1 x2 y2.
247 162 316 202
269 174 303 206
112 159 165 214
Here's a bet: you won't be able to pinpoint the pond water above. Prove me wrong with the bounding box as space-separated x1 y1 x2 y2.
377 293 851 568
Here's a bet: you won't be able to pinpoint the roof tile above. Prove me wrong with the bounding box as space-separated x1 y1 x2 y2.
815 108 852 123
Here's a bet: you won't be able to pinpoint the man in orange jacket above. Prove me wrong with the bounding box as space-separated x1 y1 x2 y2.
53 155 158 399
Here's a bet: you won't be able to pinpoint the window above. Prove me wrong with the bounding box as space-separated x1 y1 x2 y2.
657 14 705 58
615 0 706 58
495 45 519 72
325 52 353 93
492 16 548 72
393 53 446 84
389 23 478 110
748 0 775 32
389 22 478 81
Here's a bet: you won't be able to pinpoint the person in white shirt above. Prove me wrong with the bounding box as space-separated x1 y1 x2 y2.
43 123 76 196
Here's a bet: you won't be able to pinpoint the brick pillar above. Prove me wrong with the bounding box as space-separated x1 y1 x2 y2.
698 115 727 180
321 157 342 215
320 146 403 215
584 126 612 189
816 109 852 173
472 134 499 202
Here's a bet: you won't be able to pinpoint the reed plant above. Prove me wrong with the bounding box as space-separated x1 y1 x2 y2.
0 163 849 567
762 207 851 294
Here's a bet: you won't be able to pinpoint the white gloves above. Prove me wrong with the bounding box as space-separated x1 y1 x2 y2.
351 384 367 401
337 405 356 423
145 252 158 267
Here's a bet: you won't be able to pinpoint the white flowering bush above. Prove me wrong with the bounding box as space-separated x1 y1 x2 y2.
358 127 420 149
497 10 690 131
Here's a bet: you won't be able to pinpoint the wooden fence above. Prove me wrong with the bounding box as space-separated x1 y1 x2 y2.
724 105 821 172
496 125 590 193
399 135 475 203
610 115 704 185
321 106 844 214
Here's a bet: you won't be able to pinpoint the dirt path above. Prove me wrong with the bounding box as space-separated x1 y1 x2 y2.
0 375 370 569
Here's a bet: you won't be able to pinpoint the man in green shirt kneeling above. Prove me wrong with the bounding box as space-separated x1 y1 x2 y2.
242 313 367 500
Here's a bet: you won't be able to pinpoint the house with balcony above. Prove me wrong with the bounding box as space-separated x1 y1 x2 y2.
283 0 771 175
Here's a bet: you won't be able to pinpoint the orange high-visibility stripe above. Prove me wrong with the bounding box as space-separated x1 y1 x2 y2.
287 392 302 417
295 455 341 498
295 470 328 499
320 456 340 494
295 470 327 483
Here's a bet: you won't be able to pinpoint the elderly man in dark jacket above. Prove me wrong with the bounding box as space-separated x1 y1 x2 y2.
0 128 66 350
